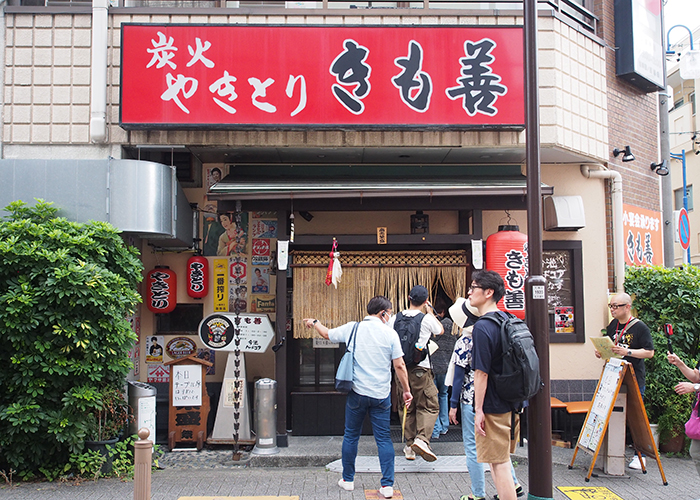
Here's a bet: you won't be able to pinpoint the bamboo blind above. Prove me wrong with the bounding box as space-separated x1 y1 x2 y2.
291 250 468 338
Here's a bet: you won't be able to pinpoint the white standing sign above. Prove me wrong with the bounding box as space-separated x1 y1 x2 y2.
172 365 203 407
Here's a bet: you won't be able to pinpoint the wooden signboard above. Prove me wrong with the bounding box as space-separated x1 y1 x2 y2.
165 354 212 451
569 358 667 484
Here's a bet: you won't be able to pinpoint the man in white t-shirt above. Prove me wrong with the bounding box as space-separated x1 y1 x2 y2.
389 285 443 462
304 296 412 499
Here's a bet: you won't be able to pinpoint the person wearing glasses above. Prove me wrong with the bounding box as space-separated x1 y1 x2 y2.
594 292 654 470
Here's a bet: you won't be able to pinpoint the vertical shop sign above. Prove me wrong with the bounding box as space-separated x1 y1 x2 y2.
213 258 228 312
622 204 662 266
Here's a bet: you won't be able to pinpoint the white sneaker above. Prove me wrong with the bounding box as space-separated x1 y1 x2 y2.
338 478 354 491
411 437 438 462
403 445 416 460
379 486 394 498
628 455 646 470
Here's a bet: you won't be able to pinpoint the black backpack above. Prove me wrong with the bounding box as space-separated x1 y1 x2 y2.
479 311 542 410
393 311 427 368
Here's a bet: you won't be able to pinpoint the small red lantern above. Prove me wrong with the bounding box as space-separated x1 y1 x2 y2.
186 255 209 299
485 225 528 319
146 266 177 314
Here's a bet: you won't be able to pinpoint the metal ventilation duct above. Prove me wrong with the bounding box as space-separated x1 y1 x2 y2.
0 158 193 247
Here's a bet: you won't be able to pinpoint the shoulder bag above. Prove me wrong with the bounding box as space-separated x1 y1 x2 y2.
335 322 359 393
685 392 700 440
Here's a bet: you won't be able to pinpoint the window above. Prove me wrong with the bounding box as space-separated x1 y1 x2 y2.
543 240 585 343
692 92 696 116
673 97 685 111
294 339 342 390
674 185 694 211
156 304 204 334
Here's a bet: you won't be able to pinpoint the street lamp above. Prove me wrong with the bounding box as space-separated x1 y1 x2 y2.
670 150 690 264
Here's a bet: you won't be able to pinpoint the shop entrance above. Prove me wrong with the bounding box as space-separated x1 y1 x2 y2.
288 249 469 436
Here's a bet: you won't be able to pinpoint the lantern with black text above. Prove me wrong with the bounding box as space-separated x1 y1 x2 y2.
146 266 177 314
186 255 209 299
485 225 528 319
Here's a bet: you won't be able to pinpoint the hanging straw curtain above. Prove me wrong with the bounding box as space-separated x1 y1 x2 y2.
292 250 467 338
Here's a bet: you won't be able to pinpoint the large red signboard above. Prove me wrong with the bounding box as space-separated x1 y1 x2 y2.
120 25 525 129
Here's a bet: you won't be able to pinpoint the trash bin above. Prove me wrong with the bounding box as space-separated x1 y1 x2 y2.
252 378 279 455
128 381 157 440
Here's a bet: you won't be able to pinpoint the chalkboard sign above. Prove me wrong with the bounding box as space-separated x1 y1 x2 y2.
542 241 584 343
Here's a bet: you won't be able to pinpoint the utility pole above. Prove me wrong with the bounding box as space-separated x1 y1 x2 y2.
524 0 553 498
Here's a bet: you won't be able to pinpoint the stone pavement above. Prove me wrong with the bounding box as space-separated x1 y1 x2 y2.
0 435 697 500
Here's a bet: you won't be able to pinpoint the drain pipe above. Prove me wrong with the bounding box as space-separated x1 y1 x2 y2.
90 0 108 143
581 164 624 292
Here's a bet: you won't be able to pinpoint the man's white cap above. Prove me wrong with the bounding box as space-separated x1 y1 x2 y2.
449 297 480 328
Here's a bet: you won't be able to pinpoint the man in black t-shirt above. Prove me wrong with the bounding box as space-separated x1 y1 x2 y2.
470 270 520 500
595 292 654 470
595 292 654 395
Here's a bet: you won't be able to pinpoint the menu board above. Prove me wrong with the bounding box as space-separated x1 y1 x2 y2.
172 364 203 407
578 359 624 452
543 249 576 334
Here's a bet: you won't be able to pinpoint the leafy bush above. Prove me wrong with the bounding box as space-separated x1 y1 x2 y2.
625 265 700 441
0 200 143 474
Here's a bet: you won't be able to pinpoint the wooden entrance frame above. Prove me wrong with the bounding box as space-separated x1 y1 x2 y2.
569 359 667 485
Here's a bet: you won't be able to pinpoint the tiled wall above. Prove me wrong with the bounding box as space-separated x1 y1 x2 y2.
551 379 599 402
4 10 610 164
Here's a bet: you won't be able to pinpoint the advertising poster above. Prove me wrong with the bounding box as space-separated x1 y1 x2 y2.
213 258 229 312
252 267 270 294
197 348 216 375
147 363 170 383
146 335 164 363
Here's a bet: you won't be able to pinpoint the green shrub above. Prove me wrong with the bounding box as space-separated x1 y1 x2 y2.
625 265 700 441
0 200 143 474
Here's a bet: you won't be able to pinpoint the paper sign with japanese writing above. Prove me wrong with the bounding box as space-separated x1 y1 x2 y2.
172 364 203 407
120 25 525 128
223 378 246 407
622 203 663 266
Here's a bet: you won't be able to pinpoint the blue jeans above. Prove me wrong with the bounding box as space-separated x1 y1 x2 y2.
432 372 450 437
342 391 394 487
461 402 519 498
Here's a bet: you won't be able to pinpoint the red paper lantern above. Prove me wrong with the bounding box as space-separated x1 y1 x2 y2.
186 255 209 299
485 225 528 319
146 266 177 314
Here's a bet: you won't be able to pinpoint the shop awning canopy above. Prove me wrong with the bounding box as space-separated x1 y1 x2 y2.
208 177 553 200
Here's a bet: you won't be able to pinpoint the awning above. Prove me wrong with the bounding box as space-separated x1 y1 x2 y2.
208 178 553 200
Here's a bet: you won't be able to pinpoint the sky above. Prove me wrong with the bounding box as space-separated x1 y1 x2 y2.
664 0 700 46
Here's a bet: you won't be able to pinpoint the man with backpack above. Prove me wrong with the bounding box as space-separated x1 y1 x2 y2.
470 270 534 500
389 285 443 462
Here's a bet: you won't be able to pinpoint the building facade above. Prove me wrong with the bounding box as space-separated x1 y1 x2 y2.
0 0 665 443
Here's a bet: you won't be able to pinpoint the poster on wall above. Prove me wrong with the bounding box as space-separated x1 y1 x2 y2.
197 348 216 375
251 220 277 239
206 166 227 189
213 258 229 312
146 335 164 363
251 295 276 313
252 267 270 294
202 202 221 256
229 255 248 312
554 306 574 334
622 204 663 266
216 212 249 256
147 363 170 383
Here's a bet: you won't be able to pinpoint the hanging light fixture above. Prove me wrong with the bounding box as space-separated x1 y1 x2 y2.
410 210 429 234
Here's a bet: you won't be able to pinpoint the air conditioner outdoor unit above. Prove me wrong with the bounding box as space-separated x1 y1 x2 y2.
544 195 586 231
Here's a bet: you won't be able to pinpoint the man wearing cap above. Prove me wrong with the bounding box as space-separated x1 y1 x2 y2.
389 285 443 462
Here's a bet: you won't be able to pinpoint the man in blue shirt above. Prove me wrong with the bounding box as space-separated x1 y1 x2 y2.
304 296 412 499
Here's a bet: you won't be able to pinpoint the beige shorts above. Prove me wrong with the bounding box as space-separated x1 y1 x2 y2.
475 412 520 464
